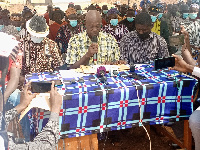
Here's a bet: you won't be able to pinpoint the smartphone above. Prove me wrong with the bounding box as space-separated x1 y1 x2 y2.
154 57 175 70
169 35 184 47
31 80 63 93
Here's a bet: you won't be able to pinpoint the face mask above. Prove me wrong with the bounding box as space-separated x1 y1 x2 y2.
183 13 189 19
127 17 134 22
158 13 163 19
69 20 78 27
77 10 82 15
0 25 4 31
16 27 21 31
150 15 157 23
137 31 150 40
31 35 44 43
110 19 118 26
103 10 108 14
189 13 197 19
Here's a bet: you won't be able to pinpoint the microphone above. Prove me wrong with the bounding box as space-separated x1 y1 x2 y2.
92 36 98 65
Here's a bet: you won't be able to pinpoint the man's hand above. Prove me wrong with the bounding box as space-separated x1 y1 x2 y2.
20 82 37 109
168 54 194 73
86 43 98 58
180 25 189 40
15 82 37 114
50 81 63 114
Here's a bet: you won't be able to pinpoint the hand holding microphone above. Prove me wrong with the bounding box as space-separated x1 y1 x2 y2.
86 36 98 64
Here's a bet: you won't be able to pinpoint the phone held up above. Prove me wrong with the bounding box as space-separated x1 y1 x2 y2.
31 80 62 93
154 57 175 70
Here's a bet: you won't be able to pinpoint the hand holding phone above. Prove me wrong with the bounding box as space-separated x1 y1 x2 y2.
154 57 175 70
31 80 62 93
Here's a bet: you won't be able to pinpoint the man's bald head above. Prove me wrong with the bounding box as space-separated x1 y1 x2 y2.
85 10 101 24
85 10 102 38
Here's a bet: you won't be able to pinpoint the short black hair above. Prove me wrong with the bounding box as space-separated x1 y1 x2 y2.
49 8 65 21
179 4 189 13
135 12 152 26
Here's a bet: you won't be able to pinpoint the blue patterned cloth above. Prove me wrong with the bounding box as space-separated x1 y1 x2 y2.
26 65 197 140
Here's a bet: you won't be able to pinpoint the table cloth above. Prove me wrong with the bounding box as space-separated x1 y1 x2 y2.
26 65 197 140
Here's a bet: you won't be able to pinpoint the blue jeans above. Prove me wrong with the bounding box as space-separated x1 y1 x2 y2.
1 88 30 142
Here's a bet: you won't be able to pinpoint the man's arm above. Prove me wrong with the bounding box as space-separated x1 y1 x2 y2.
8 82 62 150
66 37 98 69
8 112 59 150
4 66 21 102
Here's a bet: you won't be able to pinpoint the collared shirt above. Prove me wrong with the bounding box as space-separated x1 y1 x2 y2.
0 108 59 150
20 37 63 75
185 20 200 47
55 24 85 54
66 31 120 65
120 31 169 64
102 24 129 46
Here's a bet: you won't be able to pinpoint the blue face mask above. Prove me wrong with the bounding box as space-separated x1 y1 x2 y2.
183 13 189 19
151 15 157 23
69 20 78 27
127 17 134 22
16 27 21 31
103 10 108 14
189 13 197 19
0 25 4 31
77 10 82 15
158 13 163 19
110 19 118 26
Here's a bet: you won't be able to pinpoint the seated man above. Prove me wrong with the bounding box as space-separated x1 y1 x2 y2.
21 15 63 77
120 12 169 64
66 10 121 69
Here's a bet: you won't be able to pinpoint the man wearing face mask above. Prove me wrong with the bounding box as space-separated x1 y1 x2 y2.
74 5 83 25
55 7 85 54
185 4 200 51
102 5 108 26
120 12 169 64
20 15 63 77
149 5 170 53
48 8 67 41
118 4 128 22
66 10 122 69
102 8 129 46
119 9 136 32
179 4 190 29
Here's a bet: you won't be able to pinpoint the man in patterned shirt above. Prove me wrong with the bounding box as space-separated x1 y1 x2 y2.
0 81 62 150
120 12 169 64
66 10 121 69
21 15 63 77
55 7 85 54
102 8 129 46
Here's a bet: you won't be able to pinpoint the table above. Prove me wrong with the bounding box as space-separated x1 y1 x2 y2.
26 64 197 141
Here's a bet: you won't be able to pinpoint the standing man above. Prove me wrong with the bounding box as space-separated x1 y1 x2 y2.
103 8 129 46
119 9 136 32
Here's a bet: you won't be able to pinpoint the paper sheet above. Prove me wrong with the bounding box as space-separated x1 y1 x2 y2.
19 93 50 121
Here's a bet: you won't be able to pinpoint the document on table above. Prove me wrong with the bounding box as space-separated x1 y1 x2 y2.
19 93 51 121
59 70 84 78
